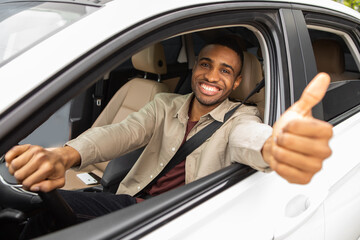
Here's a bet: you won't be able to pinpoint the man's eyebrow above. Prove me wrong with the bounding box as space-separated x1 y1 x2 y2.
221 63 235 73
199 57 213 62
199 57 235 73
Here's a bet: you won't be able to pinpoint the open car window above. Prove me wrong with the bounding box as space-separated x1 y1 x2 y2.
20 25 271 147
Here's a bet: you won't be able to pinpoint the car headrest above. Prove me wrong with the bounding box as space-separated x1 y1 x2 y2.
229 51 264 104
312 39 345 74
131 43 167 75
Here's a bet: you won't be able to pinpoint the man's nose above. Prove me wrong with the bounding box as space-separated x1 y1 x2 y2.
205 69 219 82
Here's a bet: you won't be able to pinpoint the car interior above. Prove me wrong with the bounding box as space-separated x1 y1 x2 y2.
57 26 266 191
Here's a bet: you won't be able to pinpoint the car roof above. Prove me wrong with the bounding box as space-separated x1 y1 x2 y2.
104 0 360 20
0 0 358 116
0 0 110 5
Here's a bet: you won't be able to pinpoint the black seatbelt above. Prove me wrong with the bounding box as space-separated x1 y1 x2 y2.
92 79 105 122
143 79 265 191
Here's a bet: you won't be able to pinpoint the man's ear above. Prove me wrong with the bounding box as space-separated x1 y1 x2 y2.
233 74 242 90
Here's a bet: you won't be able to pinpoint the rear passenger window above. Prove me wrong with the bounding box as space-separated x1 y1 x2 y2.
308 27 360 122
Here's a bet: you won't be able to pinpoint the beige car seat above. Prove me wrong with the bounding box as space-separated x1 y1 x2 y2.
63 43 170 190
312 39 360 82
229 51 265 120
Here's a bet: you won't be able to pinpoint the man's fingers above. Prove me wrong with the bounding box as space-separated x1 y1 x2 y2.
7 145 45 175
30 178 65 192
13 156 44 182
277 133 332 159
267 73 333 185
290 72 330 116
7 148 35 175
21 161 64 191
271 144 324 173
274 162 314 184
283 118 333 139
4 144 31 164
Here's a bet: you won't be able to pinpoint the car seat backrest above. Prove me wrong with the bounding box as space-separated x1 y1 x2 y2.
131 43 167 75
92 43 169 127
92 44 169 171
312 39 360 82
63 44 170 190
313 39 344 82
229 51 265 120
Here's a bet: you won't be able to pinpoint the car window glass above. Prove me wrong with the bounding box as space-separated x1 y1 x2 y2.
0 2 97 66
19 101 71 147
308 27 360 122
162 36 182 65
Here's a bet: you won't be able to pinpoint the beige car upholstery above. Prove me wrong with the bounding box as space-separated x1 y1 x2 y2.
230 51 265 120
63 43 169 190
312 39 360 82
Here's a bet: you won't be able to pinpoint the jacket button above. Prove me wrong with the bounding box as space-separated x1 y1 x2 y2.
150 175 153 178
160 163 164 167
137 186 140 190
171 147 176 152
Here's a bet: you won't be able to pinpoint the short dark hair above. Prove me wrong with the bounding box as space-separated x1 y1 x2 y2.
207 35 244 75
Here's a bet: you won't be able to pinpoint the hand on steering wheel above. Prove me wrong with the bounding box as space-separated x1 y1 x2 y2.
4 145 80 192
0 157 76 228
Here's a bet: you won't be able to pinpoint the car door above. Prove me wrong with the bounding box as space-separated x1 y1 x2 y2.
303 8 360 240
255 6 360 240
270 5 360 240
142 5 360 240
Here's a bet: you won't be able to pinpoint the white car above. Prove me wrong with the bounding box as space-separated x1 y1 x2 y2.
0 0 359 239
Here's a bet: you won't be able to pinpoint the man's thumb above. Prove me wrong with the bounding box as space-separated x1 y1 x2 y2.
290 72 330 116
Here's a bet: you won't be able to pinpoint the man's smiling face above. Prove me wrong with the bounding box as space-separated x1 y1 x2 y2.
191 44 242 108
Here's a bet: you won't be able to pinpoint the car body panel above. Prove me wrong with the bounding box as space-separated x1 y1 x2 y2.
144 112 360 239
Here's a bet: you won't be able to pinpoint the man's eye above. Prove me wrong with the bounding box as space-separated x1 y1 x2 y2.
200 63 209 68
221 69 230 74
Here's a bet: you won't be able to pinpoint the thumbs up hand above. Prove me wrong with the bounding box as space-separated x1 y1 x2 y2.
262 73 333 184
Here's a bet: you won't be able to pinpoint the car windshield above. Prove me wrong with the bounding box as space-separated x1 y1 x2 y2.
0 1 98 66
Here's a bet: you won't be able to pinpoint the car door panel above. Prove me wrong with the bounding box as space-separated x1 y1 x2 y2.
143 171 328 239
303 11 360 239
324 161 360 240
322 111 360 239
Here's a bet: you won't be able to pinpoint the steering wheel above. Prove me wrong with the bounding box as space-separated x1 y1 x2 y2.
0 156 76 229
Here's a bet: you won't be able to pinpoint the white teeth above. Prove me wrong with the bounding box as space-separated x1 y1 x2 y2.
201 84 218 92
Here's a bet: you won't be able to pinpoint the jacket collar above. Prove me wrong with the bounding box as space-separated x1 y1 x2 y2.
175 93 240 123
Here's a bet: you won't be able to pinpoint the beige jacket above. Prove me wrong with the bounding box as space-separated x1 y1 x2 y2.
67 93 272 196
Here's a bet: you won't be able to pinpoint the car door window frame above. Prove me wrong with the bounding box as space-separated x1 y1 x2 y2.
0 3 288 154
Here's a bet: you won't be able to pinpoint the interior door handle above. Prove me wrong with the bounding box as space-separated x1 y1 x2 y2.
273 190 328 239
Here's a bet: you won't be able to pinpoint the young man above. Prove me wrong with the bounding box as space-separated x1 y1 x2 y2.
5 37 332 235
